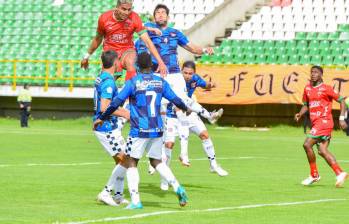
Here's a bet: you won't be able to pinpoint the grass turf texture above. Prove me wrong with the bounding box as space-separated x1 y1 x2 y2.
0 118 349 224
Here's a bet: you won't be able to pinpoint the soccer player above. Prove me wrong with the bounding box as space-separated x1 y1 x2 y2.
81 0 167 80
160 61 228 190
93 52 190 209
93 50 130 206
295 65 348 187
135 4 222 124
345 98 349 136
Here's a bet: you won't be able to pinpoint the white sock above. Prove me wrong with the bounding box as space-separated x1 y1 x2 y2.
164 147 172 166
202 138 217 168
180 135 189 158
126 167 140 204
156 162 180 192
113 165 127 199
104 164 123 193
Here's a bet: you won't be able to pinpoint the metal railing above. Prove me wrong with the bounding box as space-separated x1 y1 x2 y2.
0 59 101 92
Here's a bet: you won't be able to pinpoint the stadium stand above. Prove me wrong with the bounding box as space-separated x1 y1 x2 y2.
199 0 349 67
0 0 225 89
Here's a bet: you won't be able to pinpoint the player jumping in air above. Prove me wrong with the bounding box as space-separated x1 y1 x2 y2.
295 65 348 187
81 0 167 80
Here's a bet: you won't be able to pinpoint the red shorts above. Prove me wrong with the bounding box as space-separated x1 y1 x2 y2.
309 119 333 138
104 48 136 72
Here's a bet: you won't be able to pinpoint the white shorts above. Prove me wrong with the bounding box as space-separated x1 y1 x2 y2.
125 137 163 160
187 112 207 136
94 129 126 157
164 117 180 142
159 73 188 106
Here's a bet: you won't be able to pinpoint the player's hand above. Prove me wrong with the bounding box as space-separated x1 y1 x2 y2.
81 58 89 70
93 119 104 130
204 47 214 55
339 120 348 130
157 62 167 77
294 113 301 122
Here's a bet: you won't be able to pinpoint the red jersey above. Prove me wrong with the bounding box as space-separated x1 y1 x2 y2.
97 10 146 52
302 83 343 136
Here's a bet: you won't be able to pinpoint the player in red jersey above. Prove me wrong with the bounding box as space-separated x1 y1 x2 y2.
81 0 167 80
295 66 348 187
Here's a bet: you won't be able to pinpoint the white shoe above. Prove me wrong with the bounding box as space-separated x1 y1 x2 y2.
97 192 119 206
148 163 156 175
179 155 191 167
160 179 169 191
113 196 129 205
208 108 223 124
210 166 228 176
336 172 348 187
301 176 321 186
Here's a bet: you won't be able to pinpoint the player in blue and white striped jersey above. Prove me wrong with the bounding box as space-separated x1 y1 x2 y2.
94 52 192 209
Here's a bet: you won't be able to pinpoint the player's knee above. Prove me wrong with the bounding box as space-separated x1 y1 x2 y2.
199 131 209 140
165 142 174 149
303 142 312 150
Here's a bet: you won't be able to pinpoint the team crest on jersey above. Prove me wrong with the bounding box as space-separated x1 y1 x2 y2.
191 82 197 88
170 32 177 37
106 87 113 94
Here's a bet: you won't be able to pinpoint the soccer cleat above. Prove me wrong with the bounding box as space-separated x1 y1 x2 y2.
301 175 321 186
335 172 348 187
148 163 156 175
208 108 224 124
113 196 129 205
210 166 228 176
97 192 119 206
160 179 169 191
176 186 188 207
179 155 191 167
125 202 143 210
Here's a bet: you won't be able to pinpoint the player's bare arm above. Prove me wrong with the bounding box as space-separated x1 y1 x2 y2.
139 32 167 76
295 105 308 122
338 98 348 130
81 32 104 69
182 42 214 55
100 98 130 120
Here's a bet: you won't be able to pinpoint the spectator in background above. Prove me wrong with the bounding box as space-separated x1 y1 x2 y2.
17 84 32 128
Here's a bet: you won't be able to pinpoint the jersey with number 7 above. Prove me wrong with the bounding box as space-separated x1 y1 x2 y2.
100 72 188 138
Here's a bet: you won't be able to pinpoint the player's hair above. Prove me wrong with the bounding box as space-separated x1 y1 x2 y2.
24 83 29 89
311 65 323 74
117 0 133 6
182 61 196 72
153 4 170 16
137 52 153 70
101 50 118 69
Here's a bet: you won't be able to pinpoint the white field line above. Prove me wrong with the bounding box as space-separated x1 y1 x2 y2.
54 198 346 224
0 157 263 168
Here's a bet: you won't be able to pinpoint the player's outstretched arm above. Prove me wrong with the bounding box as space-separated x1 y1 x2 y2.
295 105 308 122
81 33 103 69
182 42 214 55
139 32 167 76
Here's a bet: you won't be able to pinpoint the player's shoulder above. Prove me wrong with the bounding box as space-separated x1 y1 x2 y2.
129 11 142 21
144 22 156 28
192 74 202 80
304 83 312 90
99 10 113 20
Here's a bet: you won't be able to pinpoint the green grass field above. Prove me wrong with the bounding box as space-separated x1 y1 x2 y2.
1 118 349 224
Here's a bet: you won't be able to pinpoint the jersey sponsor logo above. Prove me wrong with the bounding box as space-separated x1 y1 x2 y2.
135 80 162 91
109 33 128 43
309 101 320 108
107 87 113 94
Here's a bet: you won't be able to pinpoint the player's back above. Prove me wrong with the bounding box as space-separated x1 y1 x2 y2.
127 73 167 138
94 71 119 132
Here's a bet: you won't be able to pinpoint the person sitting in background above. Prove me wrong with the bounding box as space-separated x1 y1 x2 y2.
17 84 32 128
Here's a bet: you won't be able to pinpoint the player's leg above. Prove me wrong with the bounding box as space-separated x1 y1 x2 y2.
148 137 188 207
179 126 190 166
94 129 128 206
125 137 147 209
301 137 321 185
191 116 228 176
317 140 348 187
121 49 137 81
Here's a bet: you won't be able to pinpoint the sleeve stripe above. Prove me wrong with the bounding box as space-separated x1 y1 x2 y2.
137 29 147 36
338 96 344 102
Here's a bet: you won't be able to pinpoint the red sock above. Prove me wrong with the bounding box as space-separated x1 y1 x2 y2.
310 162 319 178
331 163 343 176
125 70 136 81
